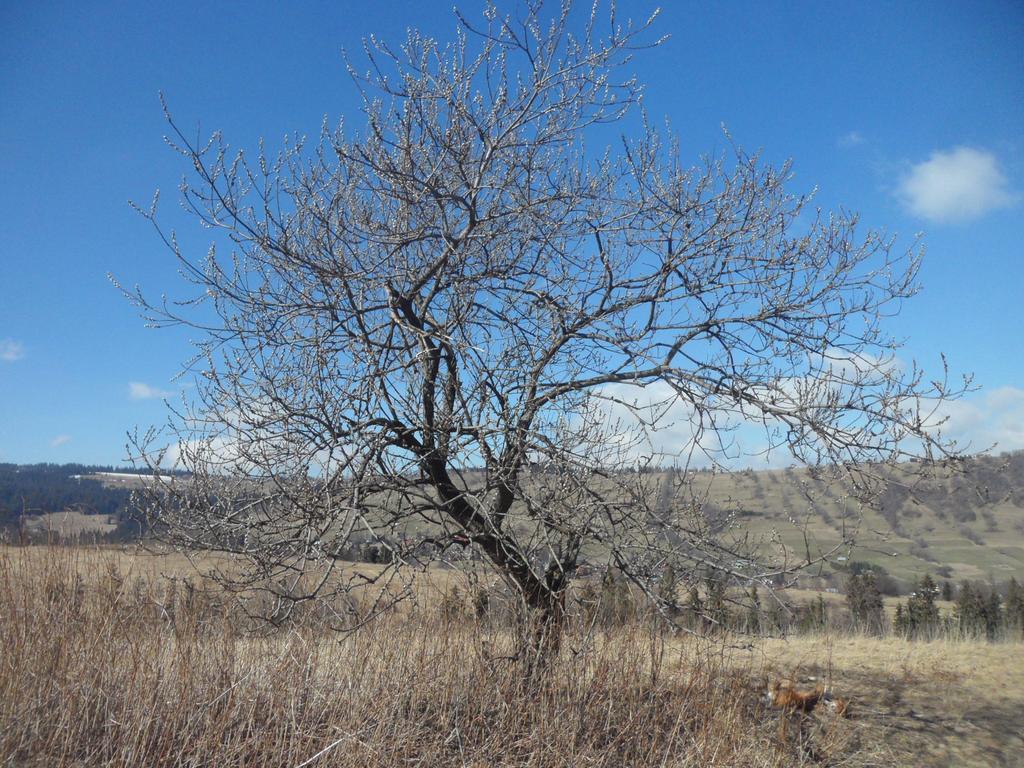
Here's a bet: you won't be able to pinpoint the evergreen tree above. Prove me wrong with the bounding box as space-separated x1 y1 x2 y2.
704 575 729 632
893 603 907 636
956 581 1006 640
658 563 679 616
796 596 828 634
846 572 885 635
941 580 953 602
1006 578 1024 638
905 574 940 639
768 601 788 635
685 586 704 631
984 588 1002 641
956 582 983 637
746 585 762 634
598 568 634 626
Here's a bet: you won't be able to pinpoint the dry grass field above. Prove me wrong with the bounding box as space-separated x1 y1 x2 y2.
728 636 1024 766
1 545 1021 767
19 511 118 538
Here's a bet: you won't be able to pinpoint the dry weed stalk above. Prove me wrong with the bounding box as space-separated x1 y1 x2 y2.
0 545 863 767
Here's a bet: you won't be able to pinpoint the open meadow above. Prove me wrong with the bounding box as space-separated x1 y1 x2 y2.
3 1 1021 766
2 545 1021 767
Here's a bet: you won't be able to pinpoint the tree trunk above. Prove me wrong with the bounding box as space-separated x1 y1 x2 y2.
517 565 570 678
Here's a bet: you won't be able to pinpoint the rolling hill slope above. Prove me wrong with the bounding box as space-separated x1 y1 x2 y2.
683 451 1024 587
4 453 1023 587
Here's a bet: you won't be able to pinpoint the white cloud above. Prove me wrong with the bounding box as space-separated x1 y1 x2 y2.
838 131 865 148
0 339 24 362
924 386 1024 453
129 381 174 400
50 434 72 448
897 146 1015 223
593 380 761 468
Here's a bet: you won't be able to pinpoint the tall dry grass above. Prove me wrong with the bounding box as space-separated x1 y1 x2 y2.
0 546 859 767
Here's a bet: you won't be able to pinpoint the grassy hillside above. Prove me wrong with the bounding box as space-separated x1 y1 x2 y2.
7 453 1024 587
687 451 1024 587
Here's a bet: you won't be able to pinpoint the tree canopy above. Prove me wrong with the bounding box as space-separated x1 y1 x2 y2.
122 1 966 648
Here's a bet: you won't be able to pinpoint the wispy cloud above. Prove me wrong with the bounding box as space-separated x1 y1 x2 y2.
0 339 24 362
50 434 72 448
838 131 865 148
897 146 1015 223
596 380 722 467
129 381 174 400
924 386 1024 454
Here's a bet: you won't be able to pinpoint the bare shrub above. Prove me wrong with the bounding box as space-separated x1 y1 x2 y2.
958 525 985 545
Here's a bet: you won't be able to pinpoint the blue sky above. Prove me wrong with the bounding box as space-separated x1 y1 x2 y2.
1 0 1022 466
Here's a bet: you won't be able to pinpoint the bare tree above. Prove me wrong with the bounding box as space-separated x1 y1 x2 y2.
120 1 966 654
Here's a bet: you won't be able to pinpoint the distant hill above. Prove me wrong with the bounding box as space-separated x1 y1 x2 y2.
2 454 1022 588
679 451 1024 590
0 463 152 541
